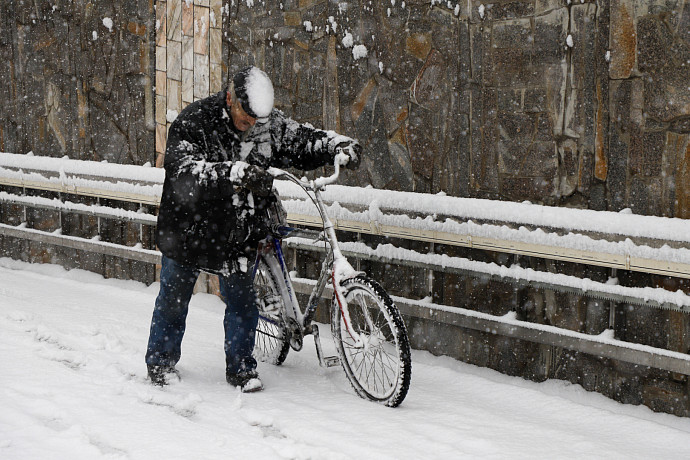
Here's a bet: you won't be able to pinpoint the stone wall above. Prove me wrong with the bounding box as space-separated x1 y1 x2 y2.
0 0 155 164
0 0 157 283
226 0 690 215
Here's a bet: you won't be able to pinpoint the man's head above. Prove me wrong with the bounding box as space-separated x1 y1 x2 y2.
226 66 274 132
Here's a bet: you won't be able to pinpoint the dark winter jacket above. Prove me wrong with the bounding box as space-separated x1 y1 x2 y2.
156 90 347 274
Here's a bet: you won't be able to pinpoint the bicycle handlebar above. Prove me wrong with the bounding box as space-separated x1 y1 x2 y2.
267 152 349 190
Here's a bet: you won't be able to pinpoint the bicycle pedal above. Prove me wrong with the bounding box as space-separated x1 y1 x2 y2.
323 356 340 367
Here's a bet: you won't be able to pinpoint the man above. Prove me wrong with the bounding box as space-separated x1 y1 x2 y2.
146 66 361 392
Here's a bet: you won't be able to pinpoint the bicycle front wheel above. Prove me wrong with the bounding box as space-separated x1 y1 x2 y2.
253 255 291 365
332 275 411 407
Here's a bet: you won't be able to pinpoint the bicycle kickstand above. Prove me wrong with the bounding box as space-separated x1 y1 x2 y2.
308 324 340 368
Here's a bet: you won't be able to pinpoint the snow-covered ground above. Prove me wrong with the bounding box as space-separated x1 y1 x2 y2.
2 258 690 459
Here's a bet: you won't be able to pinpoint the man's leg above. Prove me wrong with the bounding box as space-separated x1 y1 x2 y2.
146 255 199 371
220 267 260 377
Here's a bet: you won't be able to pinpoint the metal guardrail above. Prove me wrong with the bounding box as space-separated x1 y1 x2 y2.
2 153 690 375
3 152 690 278
285 212 690 279
291 277 690 376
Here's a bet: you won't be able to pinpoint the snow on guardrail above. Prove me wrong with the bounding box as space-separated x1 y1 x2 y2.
2 151 690 275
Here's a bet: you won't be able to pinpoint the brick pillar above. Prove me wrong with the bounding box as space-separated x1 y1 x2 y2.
155 0 224 168
155 0 225 292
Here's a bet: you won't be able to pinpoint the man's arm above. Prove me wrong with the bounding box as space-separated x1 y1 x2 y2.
270 111 360 170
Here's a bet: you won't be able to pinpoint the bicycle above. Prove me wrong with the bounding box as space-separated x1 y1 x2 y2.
251 153 412 407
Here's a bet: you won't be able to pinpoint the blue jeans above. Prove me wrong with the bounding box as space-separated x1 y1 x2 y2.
145 255 259 374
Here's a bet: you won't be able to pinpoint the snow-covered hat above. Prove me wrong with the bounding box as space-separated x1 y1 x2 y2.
232 66 274 123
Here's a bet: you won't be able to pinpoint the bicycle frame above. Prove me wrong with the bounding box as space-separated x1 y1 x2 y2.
254 157 365 351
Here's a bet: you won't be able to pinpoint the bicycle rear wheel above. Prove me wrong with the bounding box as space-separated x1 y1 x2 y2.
332 275 411 407
253 255 291 365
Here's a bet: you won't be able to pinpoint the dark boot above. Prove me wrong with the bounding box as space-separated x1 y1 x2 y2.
226 369 263 393
147 364 180 386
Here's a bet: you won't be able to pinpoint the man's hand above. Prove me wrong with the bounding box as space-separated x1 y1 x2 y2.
243 164 274 196
336 141 362 170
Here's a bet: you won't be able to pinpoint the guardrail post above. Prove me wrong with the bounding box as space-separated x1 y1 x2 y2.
58 191 63 232
22 185 27 224
96 198 102 239
138 203 144 245
609 268 618 332
428 242 435 299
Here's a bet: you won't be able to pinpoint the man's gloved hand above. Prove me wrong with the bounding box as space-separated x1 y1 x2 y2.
335 141 362 170
243 164 274 196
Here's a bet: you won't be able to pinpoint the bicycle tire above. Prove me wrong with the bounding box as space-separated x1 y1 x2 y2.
253 255 291 366
332 275 411 407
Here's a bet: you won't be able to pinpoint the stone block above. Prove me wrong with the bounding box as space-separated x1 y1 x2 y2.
167 78 182 112
210 27 222 64
166 39 182 80
673 134 690 218
193 53 210 99
500 176 556 201
182 0 194 36
498 112 534 142
284 11 301 27
210 0 222 27
127 21 147 37
492 47 532 87
534 64 565 138
643 379 690 417
524 88 548 113
533 8 568 65
406 33 432 61
630 130 664 177
167 0 182 42
156 45 166 71
411 50 447 111
387 130 414 192
471 1 535 22
638 15 690 122
182 68 194 103
558 139 580 196
567 3 598 145
156 1 167 47
407 102 437 180
535 0 566 15
182 35 194 70
469 88 497 194
607 136 628 210
500 138 558 177
629 176 663 216
155 95 167 125
470 23 492 86
609 0 637 79
194 6 210 55
492 18 532 50
210 62 222 93
497 88 523 113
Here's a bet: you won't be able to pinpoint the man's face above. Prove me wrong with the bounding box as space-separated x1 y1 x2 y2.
227 91 257 132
